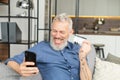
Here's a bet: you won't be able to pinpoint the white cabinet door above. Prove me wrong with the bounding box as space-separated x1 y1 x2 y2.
52 0 120 16
79 35 116 58
116 36 120 57
54 0 76 15
80 0 120 16
95 0 108 16
107 0 120 16
79 0 96 16
80 0 109 16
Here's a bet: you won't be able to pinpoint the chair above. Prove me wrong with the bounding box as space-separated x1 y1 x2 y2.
93 44 105 58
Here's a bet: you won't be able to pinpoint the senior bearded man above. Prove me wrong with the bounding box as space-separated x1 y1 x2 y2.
6 13 92 80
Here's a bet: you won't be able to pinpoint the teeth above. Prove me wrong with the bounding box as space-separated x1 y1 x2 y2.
55 38 62 40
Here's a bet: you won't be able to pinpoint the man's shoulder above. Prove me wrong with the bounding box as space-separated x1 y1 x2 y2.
38 41 49 45
33 41 50 48
68 41 80 49
68 41 80 46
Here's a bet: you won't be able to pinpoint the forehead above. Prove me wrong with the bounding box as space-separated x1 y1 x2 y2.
51 21 69 30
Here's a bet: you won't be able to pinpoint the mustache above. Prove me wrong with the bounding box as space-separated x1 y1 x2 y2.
54 37 63 40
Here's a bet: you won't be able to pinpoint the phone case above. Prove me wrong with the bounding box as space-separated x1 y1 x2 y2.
25 51 37 67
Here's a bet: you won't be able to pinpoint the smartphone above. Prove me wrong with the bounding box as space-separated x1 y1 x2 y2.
25 51 37 67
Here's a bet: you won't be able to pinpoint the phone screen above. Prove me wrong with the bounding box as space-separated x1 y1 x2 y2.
25 51 37 67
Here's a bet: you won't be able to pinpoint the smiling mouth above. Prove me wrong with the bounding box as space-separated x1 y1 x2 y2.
54 38 64 44
54 38 63 41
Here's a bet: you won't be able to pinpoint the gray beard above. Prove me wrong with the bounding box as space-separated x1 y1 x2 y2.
50 37 68 51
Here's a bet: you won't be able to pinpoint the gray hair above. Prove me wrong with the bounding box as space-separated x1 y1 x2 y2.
52 13 73 30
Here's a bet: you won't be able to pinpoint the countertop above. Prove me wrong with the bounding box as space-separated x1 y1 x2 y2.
78 30 120 36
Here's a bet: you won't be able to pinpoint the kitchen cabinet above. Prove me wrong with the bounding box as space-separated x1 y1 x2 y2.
107 0 120 16
79 0 96 16
81 0 120 16
52 0 120 16
79 34 120 57
51 0 76 16
116 37 120 56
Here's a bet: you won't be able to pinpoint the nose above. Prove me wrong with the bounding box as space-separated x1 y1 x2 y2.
55 32 61 38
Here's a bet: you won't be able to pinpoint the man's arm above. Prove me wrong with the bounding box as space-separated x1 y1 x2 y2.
7 61 21 74
79 40 92 80
79 54 92 80
7 60 39 76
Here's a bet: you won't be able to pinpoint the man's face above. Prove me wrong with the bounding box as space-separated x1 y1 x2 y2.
50 21 73 50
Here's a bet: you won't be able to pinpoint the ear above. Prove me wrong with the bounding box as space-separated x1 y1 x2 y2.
69 29 74 35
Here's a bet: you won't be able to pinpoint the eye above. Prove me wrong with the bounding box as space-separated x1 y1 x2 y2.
60 31 65 34
51 29 57 33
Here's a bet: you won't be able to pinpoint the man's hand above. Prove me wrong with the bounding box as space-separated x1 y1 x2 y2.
79 40 92 80
79 40 91 59
7 60 39 77
19 61 39 76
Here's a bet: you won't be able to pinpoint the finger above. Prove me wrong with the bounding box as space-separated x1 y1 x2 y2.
20 62 35 68
20 67 39 74
20 65 38 72
21 73 32 77
23 67 38 71
25 62 35 66
20 62 37 73
21 73 36 77
23 57 35 66
81 43 91 52
82 40 91 45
